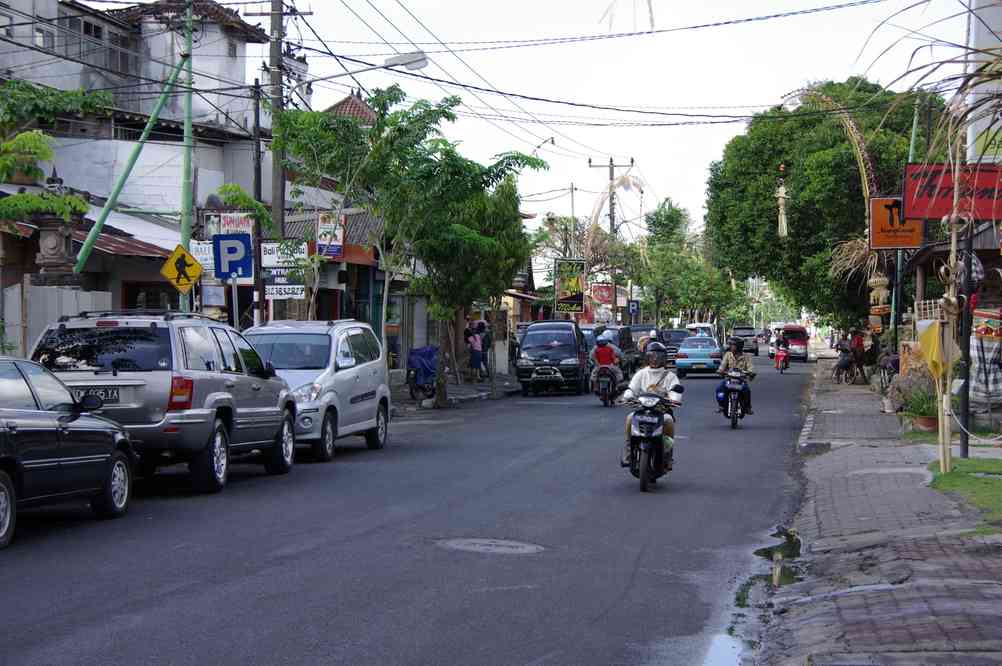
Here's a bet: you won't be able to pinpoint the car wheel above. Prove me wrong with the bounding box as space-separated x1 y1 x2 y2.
0 470 16 550
312 410 336 463
92 450 132 519
191 419 229 493
265 410 295 475
366 403 388 450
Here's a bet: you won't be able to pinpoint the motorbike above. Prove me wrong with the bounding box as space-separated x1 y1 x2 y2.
624 387 684 492
775 346 790 373
594 365 617 407
406 346 439 400
718 368 751 429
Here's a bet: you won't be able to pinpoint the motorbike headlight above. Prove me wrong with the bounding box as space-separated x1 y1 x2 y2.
638 396 660 408
559 358 579 366
292 382 323 403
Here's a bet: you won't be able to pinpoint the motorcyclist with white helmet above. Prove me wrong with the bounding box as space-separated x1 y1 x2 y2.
620 341 683 469
590 330 625 389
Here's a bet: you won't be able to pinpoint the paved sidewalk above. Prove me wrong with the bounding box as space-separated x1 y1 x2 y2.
758 359 1002 666
391 373 521 415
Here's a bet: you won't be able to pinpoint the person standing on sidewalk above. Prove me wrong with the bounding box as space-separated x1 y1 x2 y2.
468 325 484 381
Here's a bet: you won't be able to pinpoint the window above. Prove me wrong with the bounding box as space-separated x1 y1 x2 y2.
335 337 354 368
227 39 237 58
19 363 75 412
211 329 242 373
348 329 378 364
180 327 218 372
0 362 38 411
35 27 55 50
32 327 173 372
108 32 133 74
0 14 13 39
83 20 102 41
244 333 331 370
228 332 264 375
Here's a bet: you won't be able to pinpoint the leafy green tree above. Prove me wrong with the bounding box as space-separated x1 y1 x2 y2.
705 77 927 324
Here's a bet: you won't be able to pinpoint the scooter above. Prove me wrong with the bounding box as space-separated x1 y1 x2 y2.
624 387 684 492
406 346 438 400
717 369 751 429
775 346 790 373
595 365 617 407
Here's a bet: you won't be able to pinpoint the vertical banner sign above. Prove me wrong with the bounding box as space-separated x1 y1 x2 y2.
554 258 586 313
317 212 344 259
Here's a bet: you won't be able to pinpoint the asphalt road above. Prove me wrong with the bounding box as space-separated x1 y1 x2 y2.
0 356 808 666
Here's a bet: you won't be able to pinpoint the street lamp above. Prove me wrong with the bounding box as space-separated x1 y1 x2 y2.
531 137 555 156
288 52 429 109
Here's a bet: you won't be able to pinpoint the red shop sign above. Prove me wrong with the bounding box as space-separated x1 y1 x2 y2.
903 163 1002 221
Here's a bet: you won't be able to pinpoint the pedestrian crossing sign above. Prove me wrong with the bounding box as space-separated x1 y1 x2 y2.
160 245 203 295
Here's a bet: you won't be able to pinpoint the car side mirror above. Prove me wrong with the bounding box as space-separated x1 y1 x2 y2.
262 362 277 379
337 354 356 371
79 393 104 411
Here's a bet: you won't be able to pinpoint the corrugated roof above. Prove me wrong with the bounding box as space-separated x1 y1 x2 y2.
283 209 384 246
3 220 168 259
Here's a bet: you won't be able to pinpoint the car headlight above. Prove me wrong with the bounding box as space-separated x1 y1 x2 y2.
638 396 660 408
516 359 534 367
292 382 323 402
559 358 579 366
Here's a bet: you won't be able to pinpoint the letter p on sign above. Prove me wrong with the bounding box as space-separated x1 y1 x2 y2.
212 233 253 280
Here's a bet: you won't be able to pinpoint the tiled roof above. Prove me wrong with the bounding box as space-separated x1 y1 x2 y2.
109 1 269 43
326 94 377 123
283 210 384 246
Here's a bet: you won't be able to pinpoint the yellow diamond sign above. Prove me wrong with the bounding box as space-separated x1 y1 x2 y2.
160 245 203 295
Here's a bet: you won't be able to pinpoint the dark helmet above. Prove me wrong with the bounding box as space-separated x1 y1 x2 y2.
646 341 668 368
728 336 745 353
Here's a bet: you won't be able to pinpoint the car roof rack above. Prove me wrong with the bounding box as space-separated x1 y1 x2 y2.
257 318 356 327
59 310 220 323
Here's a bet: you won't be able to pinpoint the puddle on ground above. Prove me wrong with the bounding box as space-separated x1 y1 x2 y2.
702 634 742 666
753 527 802 561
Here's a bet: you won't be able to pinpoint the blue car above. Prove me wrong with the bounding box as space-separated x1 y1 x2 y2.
674 336 722 378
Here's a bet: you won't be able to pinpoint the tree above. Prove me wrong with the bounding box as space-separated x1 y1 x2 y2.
271 86 464 337
705 77 927 324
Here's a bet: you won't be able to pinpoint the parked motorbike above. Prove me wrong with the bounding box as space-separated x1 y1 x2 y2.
775 346 790 373
407 346 439 400
718 368 751 429
595 365 617 407
624 387 684 492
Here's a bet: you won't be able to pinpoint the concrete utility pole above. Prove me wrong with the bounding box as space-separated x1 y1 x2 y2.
179 0 195 311
589 157 634 234
268 0 285 237
253 79 266 324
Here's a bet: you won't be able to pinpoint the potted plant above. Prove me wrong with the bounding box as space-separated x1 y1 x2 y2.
0 130 54 185
903 387 939 431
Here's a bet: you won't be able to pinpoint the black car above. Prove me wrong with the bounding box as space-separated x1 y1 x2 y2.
515 321 589 395
597 324 640 374
0 359 136 549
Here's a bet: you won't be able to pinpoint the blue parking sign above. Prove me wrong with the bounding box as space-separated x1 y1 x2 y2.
628 300 640 316
212 233 253 280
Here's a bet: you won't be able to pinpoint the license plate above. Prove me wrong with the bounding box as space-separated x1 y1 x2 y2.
635 415 660 424
693 363 705 368
74 387 120 404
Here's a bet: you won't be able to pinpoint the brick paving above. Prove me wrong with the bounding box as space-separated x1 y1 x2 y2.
758 359 1002 666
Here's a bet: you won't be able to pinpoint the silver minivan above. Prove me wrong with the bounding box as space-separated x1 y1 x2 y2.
244 320 391 462
30 311 296 493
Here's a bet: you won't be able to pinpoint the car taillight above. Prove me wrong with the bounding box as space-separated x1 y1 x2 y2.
676 353 688 359
96 320 119 327
168 375 194 411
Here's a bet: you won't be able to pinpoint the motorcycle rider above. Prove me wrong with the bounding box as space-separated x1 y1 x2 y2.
717 337 755 414
590 331 625 389
775 332 790 369
620 341 683 469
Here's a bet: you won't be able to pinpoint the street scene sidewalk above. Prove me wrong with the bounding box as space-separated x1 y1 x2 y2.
758 358 1002 665
390 372 522 415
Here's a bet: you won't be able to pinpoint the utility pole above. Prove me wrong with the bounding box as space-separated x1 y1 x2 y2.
589 157 634 234
179 0 194 311
570 182 576 222
268 0 285 237
253 79 266 324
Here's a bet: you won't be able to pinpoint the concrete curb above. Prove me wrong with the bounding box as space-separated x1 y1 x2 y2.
798 359 831 455
446 386 522 405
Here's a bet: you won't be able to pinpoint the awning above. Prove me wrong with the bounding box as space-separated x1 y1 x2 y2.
505 289 541 301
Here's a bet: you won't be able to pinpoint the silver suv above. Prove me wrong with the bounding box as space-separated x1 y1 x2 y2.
30 311 296 493
243 320 390 462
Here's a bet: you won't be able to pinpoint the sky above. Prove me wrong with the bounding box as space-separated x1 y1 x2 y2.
228 0 966 242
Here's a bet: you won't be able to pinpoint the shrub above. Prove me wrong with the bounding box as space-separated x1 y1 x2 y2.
903 387 938 418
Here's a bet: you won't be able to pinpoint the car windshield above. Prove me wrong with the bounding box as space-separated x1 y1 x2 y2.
681 338 717 349
245 333 331 370
733 328 755 337
581 330 596 348
784 330 808 342
32 327 173 372
662 330 689 344
521 330 575 357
